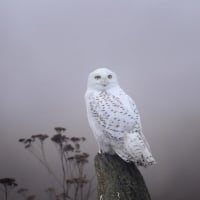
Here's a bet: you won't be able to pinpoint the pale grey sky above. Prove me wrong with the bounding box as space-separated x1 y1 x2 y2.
0 0 200 199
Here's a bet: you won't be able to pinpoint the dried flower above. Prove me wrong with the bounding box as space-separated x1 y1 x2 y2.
32 134 49 141
0 178 18 187
74 154 89 164
18 126 92 200
25 138 33 144
18 138 25 142
66 179 74 184
64 144 74 152
25 144 31 148
75 143 80 150
38 134 48 141
81 137 86 141
71 137 80 142
68 156 74 161
17 188 28 194
54 127 66 133
51 134 66 145
26 194 36 200
82 152 89 158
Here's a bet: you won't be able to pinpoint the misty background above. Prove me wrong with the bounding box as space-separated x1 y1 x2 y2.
0 0 200 199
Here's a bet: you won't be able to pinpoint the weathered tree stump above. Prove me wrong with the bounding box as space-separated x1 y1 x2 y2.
95 153 151 200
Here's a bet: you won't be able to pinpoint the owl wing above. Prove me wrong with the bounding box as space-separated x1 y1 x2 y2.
126 94 151 151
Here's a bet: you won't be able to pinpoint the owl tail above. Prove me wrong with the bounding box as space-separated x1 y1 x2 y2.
114 132 156 168
140 147 156 167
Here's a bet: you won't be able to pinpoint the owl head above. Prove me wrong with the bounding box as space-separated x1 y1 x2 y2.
87 68 119 91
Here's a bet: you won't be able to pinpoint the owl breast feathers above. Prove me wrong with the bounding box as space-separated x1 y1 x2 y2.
85 68 156 167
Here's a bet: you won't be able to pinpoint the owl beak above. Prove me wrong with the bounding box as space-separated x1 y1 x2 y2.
101 79 108 87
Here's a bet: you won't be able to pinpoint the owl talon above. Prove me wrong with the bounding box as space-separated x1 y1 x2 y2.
98 149 103 154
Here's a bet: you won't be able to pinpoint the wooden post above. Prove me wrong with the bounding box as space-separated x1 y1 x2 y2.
95 153 151 200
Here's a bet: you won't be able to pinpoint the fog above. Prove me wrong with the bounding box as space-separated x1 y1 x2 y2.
0 0 200 199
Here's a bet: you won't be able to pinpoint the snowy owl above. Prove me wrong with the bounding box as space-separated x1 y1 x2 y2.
85 68 156 167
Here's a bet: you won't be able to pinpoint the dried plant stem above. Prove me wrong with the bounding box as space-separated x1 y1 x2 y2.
28 147 61 186
74 183 79 200
40 142 49 169
1 185 7 200
60 149 67 200
80 186 83 200
63 153 71 179
19 129 93 200
84 176 96 200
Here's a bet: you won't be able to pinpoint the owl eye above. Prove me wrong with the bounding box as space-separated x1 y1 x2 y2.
108 74 112 79
94 75 101 80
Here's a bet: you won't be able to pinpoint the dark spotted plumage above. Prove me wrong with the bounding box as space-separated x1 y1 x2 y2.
88 91 140 138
